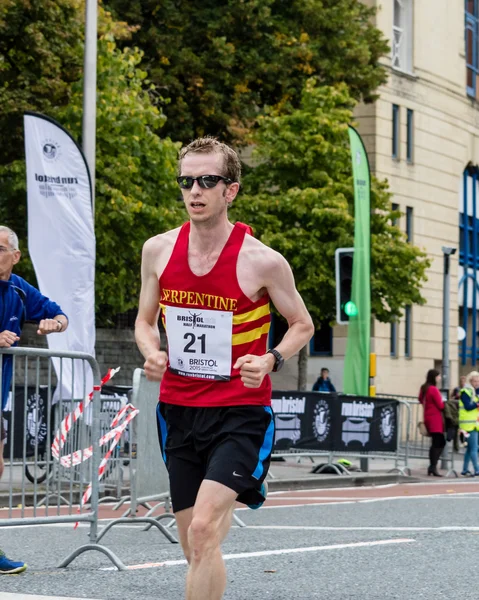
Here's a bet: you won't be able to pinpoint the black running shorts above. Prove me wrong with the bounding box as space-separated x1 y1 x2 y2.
156 402 275 513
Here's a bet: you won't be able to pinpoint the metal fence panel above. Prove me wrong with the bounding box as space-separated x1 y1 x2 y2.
0 347 128 570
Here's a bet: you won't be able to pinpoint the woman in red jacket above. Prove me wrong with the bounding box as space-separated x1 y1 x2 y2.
418 369 445 476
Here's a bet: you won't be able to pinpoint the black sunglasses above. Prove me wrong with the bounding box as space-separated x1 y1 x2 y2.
176 174 233 189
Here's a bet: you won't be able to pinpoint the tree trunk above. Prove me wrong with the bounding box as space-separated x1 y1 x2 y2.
297 345 308 391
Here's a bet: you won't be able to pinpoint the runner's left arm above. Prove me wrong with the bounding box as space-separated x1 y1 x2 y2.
263 251 314 362
234 251 314 387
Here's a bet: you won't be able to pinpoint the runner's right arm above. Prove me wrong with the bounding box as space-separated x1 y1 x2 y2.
135 237 168 381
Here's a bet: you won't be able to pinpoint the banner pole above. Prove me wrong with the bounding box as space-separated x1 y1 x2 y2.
83 0 98 217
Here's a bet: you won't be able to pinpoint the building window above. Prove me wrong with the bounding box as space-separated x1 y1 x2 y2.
392 104 400 159
406 109 414 163
459 212 479 267
392 0 413 73
390 321 398 357
310 321 333 356
405 305 412 358
391 202 399 226
460 166 479 365
390 199 399 357
406 206 413 242
466 0 479 98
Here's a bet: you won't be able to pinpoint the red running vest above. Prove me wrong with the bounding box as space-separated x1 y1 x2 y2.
159 222 272 407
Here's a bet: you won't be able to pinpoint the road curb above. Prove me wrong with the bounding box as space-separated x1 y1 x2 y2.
267 473 421 491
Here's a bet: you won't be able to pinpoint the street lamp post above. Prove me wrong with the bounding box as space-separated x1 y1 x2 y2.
441 246 456 472
441 246 457 393
83 0 98 215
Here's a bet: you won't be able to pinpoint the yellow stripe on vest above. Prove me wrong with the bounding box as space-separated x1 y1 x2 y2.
232 303 270 325
232 322 271 346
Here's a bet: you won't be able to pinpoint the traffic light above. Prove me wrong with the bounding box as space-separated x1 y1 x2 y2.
335 248 356 324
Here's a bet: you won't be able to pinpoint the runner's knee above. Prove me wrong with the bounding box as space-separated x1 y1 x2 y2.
188 516 219 557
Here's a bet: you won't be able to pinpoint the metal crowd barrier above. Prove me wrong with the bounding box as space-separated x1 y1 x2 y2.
0 347 133 570
381 393 458 477
95 368 178 544
269 394 412 476
96 389 132 503
269 392 458 477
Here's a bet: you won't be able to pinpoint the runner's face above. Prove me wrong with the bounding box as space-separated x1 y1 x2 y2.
179 153 235 223
0 231 20 281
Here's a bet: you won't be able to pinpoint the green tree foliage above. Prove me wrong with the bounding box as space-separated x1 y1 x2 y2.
0 4 183 323
231 80 431 327
0 0 85 165
105 0 389 143
59 24 183 324
0 0 85 284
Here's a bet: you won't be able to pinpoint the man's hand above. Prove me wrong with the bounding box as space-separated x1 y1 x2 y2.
144 350 168 382
0 330 20 348
233 354 275 388
37 319 62 335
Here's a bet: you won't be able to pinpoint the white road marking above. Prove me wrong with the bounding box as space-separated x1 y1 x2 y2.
101 538 416 571
262 494 479 502
403 479 479 486
267 483 399 495
261 496 372 501
236 502 358 510
241 525 479 532
1 594 102 600
237 491 479 510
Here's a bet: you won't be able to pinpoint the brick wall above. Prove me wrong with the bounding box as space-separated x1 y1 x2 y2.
18 324 144 387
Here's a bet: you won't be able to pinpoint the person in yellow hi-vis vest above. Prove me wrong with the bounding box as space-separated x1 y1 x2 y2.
459 371 479 477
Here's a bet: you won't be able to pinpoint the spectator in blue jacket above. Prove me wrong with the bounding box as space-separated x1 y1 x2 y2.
0 225 68 574
312 368 336 393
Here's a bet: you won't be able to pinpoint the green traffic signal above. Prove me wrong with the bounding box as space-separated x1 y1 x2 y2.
344 301 358 317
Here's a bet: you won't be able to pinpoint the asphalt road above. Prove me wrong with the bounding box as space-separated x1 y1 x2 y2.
2 481 479 600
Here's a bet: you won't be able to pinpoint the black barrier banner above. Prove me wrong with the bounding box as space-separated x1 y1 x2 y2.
2 386 51 459
2 385 133 459
271 392 335 451
271 391 398 453
336 395 398 453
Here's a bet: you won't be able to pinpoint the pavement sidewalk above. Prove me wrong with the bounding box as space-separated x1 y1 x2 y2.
264 453 460 490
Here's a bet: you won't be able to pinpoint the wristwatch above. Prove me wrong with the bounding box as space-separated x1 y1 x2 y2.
267 348 284 372
55 320 63 332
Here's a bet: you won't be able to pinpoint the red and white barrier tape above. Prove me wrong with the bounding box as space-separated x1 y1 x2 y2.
49 367 140 524
51 367 121 460
58 403 138 468
77 404 139 514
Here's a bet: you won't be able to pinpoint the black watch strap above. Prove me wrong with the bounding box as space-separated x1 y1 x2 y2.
267 348 284 372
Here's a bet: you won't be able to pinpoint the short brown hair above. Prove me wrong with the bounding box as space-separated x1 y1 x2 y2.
178 137 241 184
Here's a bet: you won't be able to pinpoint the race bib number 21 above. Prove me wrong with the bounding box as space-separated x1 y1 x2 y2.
165 305 233 381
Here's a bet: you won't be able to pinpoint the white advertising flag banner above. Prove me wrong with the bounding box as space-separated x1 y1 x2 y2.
24 112 95 401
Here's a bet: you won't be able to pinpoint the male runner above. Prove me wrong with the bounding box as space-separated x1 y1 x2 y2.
135 137 314 600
